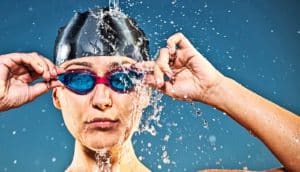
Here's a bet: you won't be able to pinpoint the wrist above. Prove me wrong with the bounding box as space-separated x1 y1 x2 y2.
202 76 235 112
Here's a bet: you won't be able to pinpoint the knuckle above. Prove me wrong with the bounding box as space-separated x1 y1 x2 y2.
175 32 184 37
160 48 168 53
30 52 40 57
0 81 6 100
166 38 172 44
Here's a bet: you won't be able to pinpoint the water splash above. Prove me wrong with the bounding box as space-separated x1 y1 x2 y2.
109 0 119 10
95 149 111 172
138 90 164 136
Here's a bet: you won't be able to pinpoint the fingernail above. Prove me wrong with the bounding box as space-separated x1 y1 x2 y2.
45 72 51 81
46 82 50 89
130 63 136 68
166 71 174 77
156 78 163 87
169 47 175 54
37 63 44 71
51 68 57 78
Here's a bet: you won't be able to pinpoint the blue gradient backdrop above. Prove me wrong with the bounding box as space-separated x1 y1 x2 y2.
0 0 299 171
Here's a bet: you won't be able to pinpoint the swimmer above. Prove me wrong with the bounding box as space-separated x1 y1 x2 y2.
0 7 299 172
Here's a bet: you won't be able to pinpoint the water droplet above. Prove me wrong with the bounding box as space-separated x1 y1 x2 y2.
203 119 209 129
51 157 56 162
163 135 170 142
243 166 249 170
208 135 216 144
28 7 33 12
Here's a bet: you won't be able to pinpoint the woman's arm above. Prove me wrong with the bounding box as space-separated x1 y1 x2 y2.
207 77 300 170
139 32 300 171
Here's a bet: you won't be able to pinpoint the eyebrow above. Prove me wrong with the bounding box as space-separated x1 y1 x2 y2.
64 60 132 70
108 61 132 69
64 62 93 69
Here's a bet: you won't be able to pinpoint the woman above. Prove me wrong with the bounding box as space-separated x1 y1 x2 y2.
0 7 299 172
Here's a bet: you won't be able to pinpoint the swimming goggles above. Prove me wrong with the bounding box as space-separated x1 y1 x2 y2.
57 68 144 95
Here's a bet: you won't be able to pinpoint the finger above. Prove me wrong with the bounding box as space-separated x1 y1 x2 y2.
43 57 58 78
0 63 11 82
143 74 157 88
156 48 174 78
0 63 10 97
11 53 45 74
167 32 193 54
154 64 164 88
31 54 51 81
159 81 177 98
8 52 51 81
27 80 63 101
55 66 65 75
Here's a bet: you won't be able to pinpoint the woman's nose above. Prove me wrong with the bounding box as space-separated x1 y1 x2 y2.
91 84 112 111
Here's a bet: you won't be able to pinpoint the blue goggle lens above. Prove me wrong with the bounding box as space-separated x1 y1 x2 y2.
109 70 142 93
58 72 95 94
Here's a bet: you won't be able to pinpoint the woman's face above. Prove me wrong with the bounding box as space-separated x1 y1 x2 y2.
52 56 150 150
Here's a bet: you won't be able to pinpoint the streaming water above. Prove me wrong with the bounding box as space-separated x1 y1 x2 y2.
95 150 111 172
87 6 166 170
109 0 119 10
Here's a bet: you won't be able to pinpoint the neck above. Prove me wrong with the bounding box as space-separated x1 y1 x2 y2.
65 140 150 172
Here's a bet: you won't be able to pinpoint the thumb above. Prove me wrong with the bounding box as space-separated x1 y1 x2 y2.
0 63 10 97
27 80 62 101
159 81 177 98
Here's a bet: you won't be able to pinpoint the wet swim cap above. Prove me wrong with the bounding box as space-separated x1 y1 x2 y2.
54 7 150 65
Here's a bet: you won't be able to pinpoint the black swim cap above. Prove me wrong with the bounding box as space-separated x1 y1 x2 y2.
54 7 150 65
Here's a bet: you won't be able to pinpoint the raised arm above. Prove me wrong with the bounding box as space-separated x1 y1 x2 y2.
137 33 300 171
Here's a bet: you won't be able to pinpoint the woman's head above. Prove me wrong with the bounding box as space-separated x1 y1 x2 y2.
52 7 150 151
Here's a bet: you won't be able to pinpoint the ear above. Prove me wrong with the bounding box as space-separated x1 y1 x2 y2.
52 88 61 109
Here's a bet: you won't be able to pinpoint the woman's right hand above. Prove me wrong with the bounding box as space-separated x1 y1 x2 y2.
0 52 64 112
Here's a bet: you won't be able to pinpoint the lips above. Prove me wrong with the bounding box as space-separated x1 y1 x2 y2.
85 118 120 130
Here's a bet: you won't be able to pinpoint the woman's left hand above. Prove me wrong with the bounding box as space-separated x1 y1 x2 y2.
135 33 224 103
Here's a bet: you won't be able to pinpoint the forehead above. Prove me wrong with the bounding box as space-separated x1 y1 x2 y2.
60 56 136 69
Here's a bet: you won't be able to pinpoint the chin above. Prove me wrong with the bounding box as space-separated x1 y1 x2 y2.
82 130 128 151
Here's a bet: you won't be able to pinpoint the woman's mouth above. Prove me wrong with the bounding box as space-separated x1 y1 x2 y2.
85 118 120 130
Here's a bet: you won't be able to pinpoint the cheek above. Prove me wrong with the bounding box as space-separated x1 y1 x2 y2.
59 91 89 136
113 93 143 132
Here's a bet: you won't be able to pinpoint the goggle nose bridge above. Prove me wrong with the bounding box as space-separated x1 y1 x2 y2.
95 76 109 85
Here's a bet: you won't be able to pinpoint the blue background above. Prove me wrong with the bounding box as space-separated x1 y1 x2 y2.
0 0 300 171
